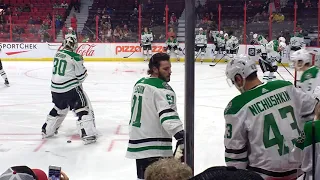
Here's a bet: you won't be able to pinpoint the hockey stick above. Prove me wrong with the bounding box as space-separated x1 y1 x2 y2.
123 50 137 58
278 61 295 78
194 50 202 61
276 71 285 80
209 54 226 67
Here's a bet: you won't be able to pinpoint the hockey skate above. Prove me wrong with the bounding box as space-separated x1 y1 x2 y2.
82 134 97 145
4 79 9 87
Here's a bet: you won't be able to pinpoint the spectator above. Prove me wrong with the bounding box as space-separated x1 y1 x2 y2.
144 158 193 180
29 24 37 34
70 14 77 34
35 17 42 24
55 11 63 29
0 166 48 180
170 13 177 25
167 27 175 38
61 1 69 9
122 24 131 39
23 4 31 12
195 0 202 19
113 25 123 40
28 16 35 24
72 0 80 13
53 0 60 8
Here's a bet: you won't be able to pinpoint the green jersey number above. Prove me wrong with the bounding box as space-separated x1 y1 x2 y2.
263 105 300 156
130 95 143 128
53 58 67 76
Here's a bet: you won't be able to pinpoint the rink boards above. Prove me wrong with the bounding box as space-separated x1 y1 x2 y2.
0 42 319 65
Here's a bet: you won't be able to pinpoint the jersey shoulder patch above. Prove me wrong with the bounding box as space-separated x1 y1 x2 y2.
224 80 292 115
300 66 319 83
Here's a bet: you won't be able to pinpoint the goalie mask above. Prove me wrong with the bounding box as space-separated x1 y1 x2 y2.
63 37 77 52
278 42 286 51
278 36 286 43
225 54 257 93
290 49 312 71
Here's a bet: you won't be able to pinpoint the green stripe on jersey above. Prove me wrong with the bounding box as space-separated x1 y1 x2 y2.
224 80 293 115
135 77 174 92
302 120 320 148
51 81 78 89
59 50 82 61
300 66 319 83
161 116 180 124
127 145 172 152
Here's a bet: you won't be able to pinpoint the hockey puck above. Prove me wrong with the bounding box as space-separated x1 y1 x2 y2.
67 140 72 143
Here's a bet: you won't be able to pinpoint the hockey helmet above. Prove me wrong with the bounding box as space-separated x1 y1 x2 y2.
278 36 286 43
199 28 203 31
224 33 229 38
290 49 312 70
225 54 257 92
63 37 77 51
278 41 286 51
253 33 258 39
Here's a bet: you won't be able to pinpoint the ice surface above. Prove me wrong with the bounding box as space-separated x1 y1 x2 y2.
0 61 295 179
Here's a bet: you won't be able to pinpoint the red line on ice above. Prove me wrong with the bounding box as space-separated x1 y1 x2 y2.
34 139 47 152
107 139 128 152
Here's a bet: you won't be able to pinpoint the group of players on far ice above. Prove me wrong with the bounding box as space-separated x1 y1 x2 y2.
1 25 320 179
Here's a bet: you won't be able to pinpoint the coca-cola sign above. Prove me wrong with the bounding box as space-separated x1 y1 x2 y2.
57 44 96 56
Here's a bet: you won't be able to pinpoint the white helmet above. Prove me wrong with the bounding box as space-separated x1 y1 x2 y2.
278 36 286 43
253 33 258 39
224 33 229 38
279 41 286 50
225 54 257 92
219 31 223 35
199 28 203 31
63 37 77 51
290 49 312 70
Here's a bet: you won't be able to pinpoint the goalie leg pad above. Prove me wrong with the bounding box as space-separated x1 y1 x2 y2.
77 115 97 142
42 107 68 138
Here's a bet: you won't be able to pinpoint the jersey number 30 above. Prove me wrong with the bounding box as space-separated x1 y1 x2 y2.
263 105 300 156
53 58 67 76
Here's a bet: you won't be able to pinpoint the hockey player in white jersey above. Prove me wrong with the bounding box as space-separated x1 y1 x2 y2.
224 32 239 61
0 58 9 86
224 54 319 179
165 35 181 61
258 38 286 80
41 37 97 144
195 28 207 63
126 53 184 180
141 27 153 61
289 32 305 67
213 31 226 62
291 49 320 97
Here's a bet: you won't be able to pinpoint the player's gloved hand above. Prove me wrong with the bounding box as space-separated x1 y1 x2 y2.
173 130 184 162
277 58 282 63
146 38 149 43
272 66 278 72
250 40 255 45
223 51 226 55
257 49 261 53
232 44 235 48
204 45 207 48
178 47 182 51
140 43 142 47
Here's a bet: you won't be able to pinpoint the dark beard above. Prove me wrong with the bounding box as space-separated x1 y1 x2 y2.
159 72 169 82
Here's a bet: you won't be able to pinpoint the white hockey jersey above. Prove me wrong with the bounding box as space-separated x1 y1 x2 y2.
265 40 281 63
224 80 317 179
195 33 207 47
300 120 320 180
126 77 183 159
290 34 304 48
141 32 153 46
51 49 87 93
226 36 239 50
214 34 225 47
299 66 320 98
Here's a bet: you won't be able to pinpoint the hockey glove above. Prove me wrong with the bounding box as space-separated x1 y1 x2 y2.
272 66 278 72
250 40 255 45
276 58 282 63
173 130 184 162
178 47 182 51
146 39 149 43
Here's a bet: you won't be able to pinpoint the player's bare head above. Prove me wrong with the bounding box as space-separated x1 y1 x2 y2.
148 53 171 82
290 49 312 71
144 27 149 32
226 55 258 93
144 158 193 180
